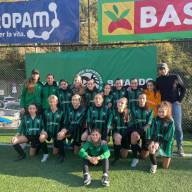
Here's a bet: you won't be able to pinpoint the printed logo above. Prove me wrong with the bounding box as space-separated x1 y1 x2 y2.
77 69 103 88
27 2 60 40
102 2 134 35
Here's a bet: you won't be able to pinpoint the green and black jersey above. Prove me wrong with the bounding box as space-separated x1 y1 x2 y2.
127 88 142 112
148 117 175 157
79 141 110 160
112 87 127 109
112 108 131 135
57 88 72 113
17 114 44 136
130 106 153 134
20 81 43 109
65 105 86 143
42 82 58 110
43 108 65 138
86 105 113 141
103 94 113 109
84 88 99 107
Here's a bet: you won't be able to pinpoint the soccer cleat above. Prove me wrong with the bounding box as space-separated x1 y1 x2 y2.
177 147 185 157
131 158 139 168
14 154 26 161
101 173 110 187
41 154 49 163
150 164 157 174
83 173 91 186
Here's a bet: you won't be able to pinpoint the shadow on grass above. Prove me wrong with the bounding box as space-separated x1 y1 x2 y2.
0 145 192 189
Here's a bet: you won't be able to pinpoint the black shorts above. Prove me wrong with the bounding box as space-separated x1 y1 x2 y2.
47 136 63 148
113 131 131 150
128 129 149 150
67 128 82 146
26 135 40 148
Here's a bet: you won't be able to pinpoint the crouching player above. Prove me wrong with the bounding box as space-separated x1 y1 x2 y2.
130 93 153 168
56 94 86 154
111 97 131 165
11 104 45 161
148 101 175 173
39 95 65 163
79 128 110 187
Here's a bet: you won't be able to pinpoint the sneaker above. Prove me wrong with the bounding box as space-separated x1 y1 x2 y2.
14 154 26 161
150 164 157 174
101 173 110 187
83 173 91 186
131 158 139 168
41 154 49 163
177 147 185 157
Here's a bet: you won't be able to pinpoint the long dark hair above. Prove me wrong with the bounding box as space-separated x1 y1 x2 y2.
146 80 158 97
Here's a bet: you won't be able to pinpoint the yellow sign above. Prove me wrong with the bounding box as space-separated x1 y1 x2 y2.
102 2 134 36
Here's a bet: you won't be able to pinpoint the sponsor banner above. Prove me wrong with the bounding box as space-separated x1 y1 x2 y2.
98 0 192 42
0 0 79 44
25 46 157 87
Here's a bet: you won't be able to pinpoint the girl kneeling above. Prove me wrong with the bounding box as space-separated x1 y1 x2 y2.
12 104 45 160
148 101 175 173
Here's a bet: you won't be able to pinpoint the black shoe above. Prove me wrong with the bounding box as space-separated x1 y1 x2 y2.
14 154 26 161
101 173 110 187
57 156 65 163
83 173 91 186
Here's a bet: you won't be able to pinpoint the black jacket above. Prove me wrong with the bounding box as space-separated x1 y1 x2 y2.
156 73 186 103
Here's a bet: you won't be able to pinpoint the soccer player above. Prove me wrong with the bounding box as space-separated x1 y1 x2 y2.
71 75 85 96
144 80 161 116
84 78 99 107
127 78 142 112
111 97 131 164
156 63 186 156
20 69 43 114
112 97 130 165
81 93 112 142
79 128 110 187
57 94 86 154
148 101 175 173
103 83 113 109
39 95 65 163
42 73 58 111
129 93 153 168
112 78 127 109
57 79 72 114
11 104 45 160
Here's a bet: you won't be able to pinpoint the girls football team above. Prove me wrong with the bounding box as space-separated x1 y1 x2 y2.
12 69 175 187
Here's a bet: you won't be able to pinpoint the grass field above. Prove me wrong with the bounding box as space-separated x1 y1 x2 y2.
0 129 192 192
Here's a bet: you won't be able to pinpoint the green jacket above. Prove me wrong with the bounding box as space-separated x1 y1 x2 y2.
79 141 110 160
20 81 43 109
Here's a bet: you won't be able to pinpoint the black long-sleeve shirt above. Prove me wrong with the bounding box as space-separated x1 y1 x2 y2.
156 73 186 103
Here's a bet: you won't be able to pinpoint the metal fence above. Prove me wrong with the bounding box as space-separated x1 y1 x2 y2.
0 0 191 132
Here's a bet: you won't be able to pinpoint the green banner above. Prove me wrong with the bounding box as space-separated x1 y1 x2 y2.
25 46 157 87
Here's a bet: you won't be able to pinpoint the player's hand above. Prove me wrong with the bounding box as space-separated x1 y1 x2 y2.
92 157 99 165
101 140 107 145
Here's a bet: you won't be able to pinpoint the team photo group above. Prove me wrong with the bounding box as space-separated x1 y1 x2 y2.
11 62 186 187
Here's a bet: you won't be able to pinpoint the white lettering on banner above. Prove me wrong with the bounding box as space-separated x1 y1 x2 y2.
140 3 192 28
159 5 181 27
107 78 153 86
0 2 60 41
141 7 157 28
0 12 49 29
183 3 192 25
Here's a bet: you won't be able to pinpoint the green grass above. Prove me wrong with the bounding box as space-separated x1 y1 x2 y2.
0 145 192 192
